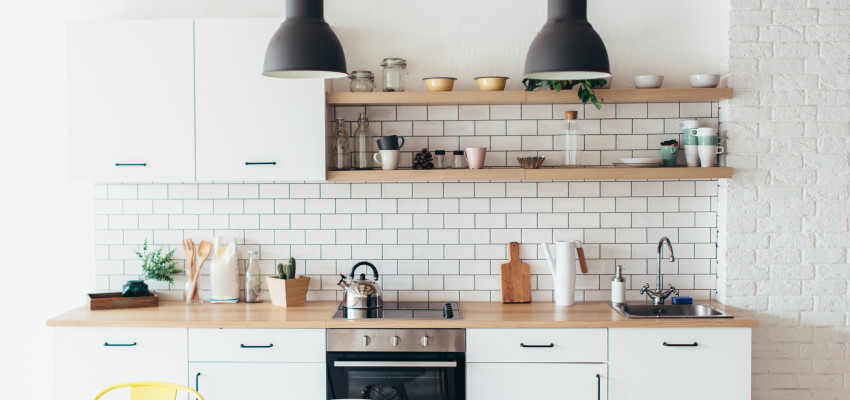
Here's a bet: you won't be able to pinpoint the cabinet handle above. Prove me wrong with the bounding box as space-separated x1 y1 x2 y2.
195 372 201 392
519 343 554 348
663 342 699 347
114 163 147 167
103 342 137 347
240 343 274 348
596 374 601 400
245 162 277 166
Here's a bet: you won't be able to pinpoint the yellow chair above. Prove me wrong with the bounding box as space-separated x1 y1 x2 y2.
93 381 205 400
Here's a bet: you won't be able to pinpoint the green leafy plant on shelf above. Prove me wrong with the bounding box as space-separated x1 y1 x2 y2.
522 78 608 110
277 257 296 280
134 239 182 284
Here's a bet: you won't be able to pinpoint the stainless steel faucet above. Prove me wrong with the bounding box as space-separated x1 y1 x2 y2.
640 237 679 305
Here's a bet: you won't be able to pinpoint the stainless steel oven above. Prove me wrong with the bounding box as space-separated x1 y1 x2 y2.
326 329 465 400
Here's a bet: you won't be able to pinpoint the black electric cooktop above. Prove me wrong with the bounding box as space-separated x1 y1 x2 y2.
331 302 462 320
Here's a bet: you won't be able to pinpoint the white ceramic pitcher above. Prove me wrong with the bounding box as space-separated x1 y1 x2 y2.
540 241 581 306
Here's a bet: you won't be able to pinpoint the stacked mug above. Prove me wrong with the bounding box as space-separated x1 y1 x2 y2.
694 128 724 167
680 120 700 167
374 135 404 170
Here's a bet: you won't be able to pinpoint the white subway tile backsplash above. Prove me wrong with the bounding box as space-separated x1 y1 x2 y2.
458 105 490 121
428 105 459 121
397 105 427 121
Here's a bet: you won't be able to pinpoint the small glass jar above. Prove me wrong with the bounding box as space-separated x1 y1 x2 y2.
332 118 351 170
453 150 466 169
348 71 375 92
245 251 262 303
563 111 582 167
381 58 407 92
434 150 446 169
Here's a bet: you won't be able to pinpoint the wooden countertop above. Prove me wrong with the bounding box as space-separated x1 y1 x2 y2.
47 301 758 329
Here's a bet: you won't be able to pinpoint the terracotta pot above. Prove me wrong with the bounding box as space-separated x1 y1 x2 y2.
266 276 311 307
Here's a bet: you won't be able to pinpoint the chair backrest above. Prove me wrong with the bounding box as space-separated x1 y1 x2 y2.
93 381 205 400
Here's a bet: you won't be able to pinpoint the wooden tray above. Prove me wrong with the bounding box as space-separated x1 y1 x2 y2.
89 292 159 310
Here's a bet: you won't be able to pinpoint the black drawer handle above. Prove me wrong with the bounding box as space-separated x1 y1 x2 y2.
245 162 277 166
104 342 137 347
240 343 274 348
115 163 147 167
519 343 554 348
195 372 201 392
596 374 601 400
663 342 698 347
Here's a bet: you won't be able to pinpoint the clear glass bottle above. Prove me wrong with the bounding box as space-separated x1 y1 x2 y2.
348 71 375 92
351 113 373 169
453 150 466 169
245 251 262 303
563 111 582 167
381 58 407 92
434 150 446 169
332 118 351 170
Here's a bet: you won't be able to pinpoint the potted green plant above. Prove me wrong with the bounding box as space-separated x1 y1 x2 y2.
266 257 311 307
522 78 608 110
124 239 182 297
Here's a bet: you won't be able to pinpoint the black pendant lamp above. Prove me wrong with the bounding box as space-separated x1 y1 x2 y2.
263 0 347 79
524 0 611 80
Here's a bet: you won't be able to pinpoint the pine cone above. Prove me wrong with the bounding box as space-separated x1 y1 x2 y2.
413 148 434 170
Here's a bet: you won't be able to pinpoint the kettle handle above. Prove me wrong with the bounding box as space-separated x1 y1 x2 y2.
350 261 379 280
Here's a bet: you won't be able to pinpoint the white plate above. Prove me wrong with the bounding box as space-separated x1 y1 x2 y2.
613 162 661 168
620 158 662 164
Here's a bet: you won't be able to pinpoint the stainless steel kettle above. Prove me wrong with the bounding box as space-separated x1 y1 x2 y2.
338 261 382 310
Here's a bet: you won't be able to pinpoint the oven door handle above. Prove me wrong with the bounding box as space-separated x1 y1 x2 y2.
333 361 458 368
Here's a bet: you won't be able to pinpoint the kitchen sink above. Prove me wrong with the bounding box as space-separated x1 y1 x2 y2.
611 303 733 319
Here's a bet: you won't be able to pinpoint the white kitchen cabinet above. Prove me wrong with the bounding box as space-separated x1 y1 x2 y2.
194 19 328 182
54 327 188 399
467 328 607 363
190 362 325 400
467 363 606 400
68 20 195 182
188 328 325 362
609 328 751 400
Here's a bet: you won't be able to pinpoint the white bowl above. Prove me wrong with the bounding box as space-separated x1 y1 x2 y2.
633 75 664 89
689 74 721 88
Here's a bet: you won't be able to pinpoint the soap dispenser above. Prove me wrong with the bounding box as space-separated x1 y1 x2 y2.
611 265 626 306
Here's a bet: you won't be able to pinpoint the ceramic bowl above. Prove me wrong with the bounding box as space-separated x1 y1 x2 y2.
689 74 721 88
633 75 664 89
475 76 509 91
423 77 457 92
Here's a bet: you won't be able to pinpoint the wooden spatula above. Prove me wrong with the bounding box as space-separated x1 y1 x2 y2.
189 240 211 302
500 242 531 303
576 241 588 274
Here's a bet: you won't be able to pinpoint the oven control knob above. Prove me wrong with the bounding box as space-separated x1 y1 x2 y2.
421 336 431 347
390 336 400 347
361 336 371 347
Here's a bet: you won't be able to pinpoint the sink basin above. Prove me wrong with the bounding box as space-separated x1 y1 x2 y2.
611 303 733 319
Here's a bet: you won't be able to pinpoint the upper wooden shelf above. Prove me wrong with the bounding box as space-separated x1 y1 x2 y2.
326 167 733 182
326 88 733 106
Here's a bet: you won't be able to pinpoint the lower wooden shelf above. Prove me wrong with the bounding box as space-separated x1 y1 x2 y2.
325 167 733 182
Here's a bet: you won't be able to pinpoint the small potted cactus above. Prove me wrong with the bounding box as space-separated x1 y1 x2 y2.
265 257 311 307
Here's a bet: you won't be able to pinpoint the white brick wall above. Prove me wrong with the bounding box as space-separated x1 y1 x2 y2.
94 102 723 304
722 1 850 398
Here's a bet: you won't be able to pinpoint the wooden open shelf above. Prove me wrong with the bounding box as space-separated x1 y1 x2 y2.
326 88 733 106
326 167 733 182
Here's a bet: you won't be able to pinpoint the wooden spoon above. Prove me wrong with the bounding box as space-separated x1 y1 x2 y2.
191 240 212 301
183 239 195 300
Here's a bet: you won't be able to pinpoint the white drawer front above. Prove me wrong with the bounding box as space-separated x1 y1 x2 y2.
466 329 607 363
189 329 325 362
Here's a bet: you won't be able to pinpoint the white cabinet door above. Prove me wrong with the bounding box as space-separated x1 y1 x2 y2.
194 19 327 182
609 328 751 400
190 362 325 400
467 363 606 400
188 328 325 362
467 328 607 363
54 327 188 400
68 20 195 182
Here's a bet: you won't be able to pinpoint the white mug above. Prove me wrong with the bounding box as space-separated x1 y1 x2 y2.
679 120 699 129
684 145 700 167
698 145 724 168
695 127 718 136
373 150 400 170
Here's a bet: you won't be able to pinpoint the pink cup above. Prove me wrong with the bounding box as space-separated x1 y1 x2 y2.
464 147 487 169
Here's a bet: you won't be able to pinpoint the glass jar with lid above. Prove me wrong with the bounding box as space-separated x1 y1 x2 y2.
381 58 407 92
348 71 375 92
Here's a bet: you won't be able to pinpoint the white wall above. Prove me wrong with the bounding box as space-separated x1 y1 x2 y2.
0 1 724 398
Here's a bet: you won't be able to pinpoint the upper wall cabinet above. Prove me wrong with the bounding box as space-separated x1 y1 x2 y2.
194 19 327 182
68 20 195 182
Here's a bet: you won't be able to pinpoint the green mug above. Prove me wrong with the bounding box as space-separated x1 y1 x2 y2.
683 128 699 145
697 135 720 145
661 145 680 167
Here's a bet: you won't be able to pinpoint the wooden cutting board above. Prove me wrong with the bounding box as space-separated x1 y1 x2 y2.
500 242 531 303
